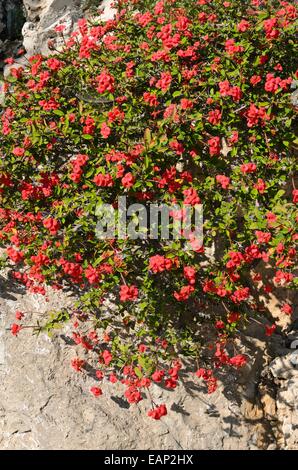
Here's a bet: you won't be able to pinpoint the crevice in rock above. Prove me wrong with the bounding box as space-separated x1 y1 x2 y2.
0 0 26 68
0 0 26 41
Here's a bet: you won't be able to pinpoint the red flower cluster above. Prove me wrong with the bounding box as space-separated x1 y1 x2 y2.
149 255 175 273
43 218 60 235
196 368 217 394
69 154 88 183
95 71 115 94
245 104 271 127
216 175 230 189
120 284 138 302
219 81 242 102
147 404 167 420
208 136 221 156
90 386 103 397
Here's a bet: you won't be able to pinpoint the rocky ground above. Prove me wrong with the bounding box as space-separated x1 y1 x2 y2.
0 266 297 450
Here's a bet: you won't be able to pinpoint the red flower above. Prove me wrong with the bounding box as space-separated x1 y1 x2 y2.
265 73 281 93
55 24 66 32
100 122 111 139
47 58 62 71
11 323 22 336
71 358 85 372
124 386 143 404
120 284 138 302
228 130 239 144
208 109 222 125
4 57 14 65
149 255 173 273
237 20 250 32
6 247 24 263
231 287 250 303
121 172 135 188
152 370 165 382
183 266 196 285
174 285 194 301
281 303 293 316
183 187 200 205
109 373 118 383
254 178 267 194
147 404 167 420
250 75 262 86
138 344 147 353
208 136 221 156
156 71 172 92
255 231 271 244
93 173 114 187
225 38 244 55
95 71 115 94
180 98 193 109
85 265 100 284
165 377 177 389
15 311 24 320
229 86 242 102
90 386 102 397
96 370 104 380
43 218 60 235
12 147 25 156
263 18 280 40
265 324 276 336
169 139 184 154
102 350 113 365
219 80 231 96
229 354 247 368
240 163 257 174
195 368 217 393
108 107 124 123
216 175 230 189
39 98 59 111
266 212 277 225
227 312 240 323
246 104 270 127
143 92 159 107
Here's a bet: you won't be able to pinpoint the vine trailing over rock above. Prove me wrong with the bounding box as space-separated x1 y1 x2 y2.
0 0 297 418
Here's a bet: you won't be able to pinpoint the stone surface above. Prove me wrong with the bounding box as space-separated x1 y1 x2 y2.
0 1 25 68
270 352 298 380
0 269 290 450
21 0 115 56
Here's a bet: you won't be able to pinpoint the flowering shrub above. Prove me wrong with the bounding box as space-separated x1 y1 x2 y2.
0 0 297 418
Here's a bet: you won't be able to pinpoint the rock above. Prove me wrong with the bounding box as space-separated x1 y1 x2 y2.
22 0 83 56
274 378 298 449
21 0 115 56
0 1 26 67
268 351 298 449
0 273 277 450
241 400 264 421
270 352 298 380
0 1 25 40
260 393 276 419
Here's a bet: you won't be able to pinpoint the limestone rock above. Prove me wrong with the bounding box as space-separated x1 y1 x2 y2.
270 352 298 380
0 1 26 67
21 0 115 56
0 273 275 450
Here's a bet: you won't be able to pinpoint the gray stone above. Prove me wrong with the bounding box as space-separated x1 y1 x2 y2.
270 352 298 380
0 275 276 450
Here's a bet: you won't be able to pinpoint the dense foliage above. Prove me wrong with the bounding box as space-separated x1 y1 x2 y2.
1 0 297 416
